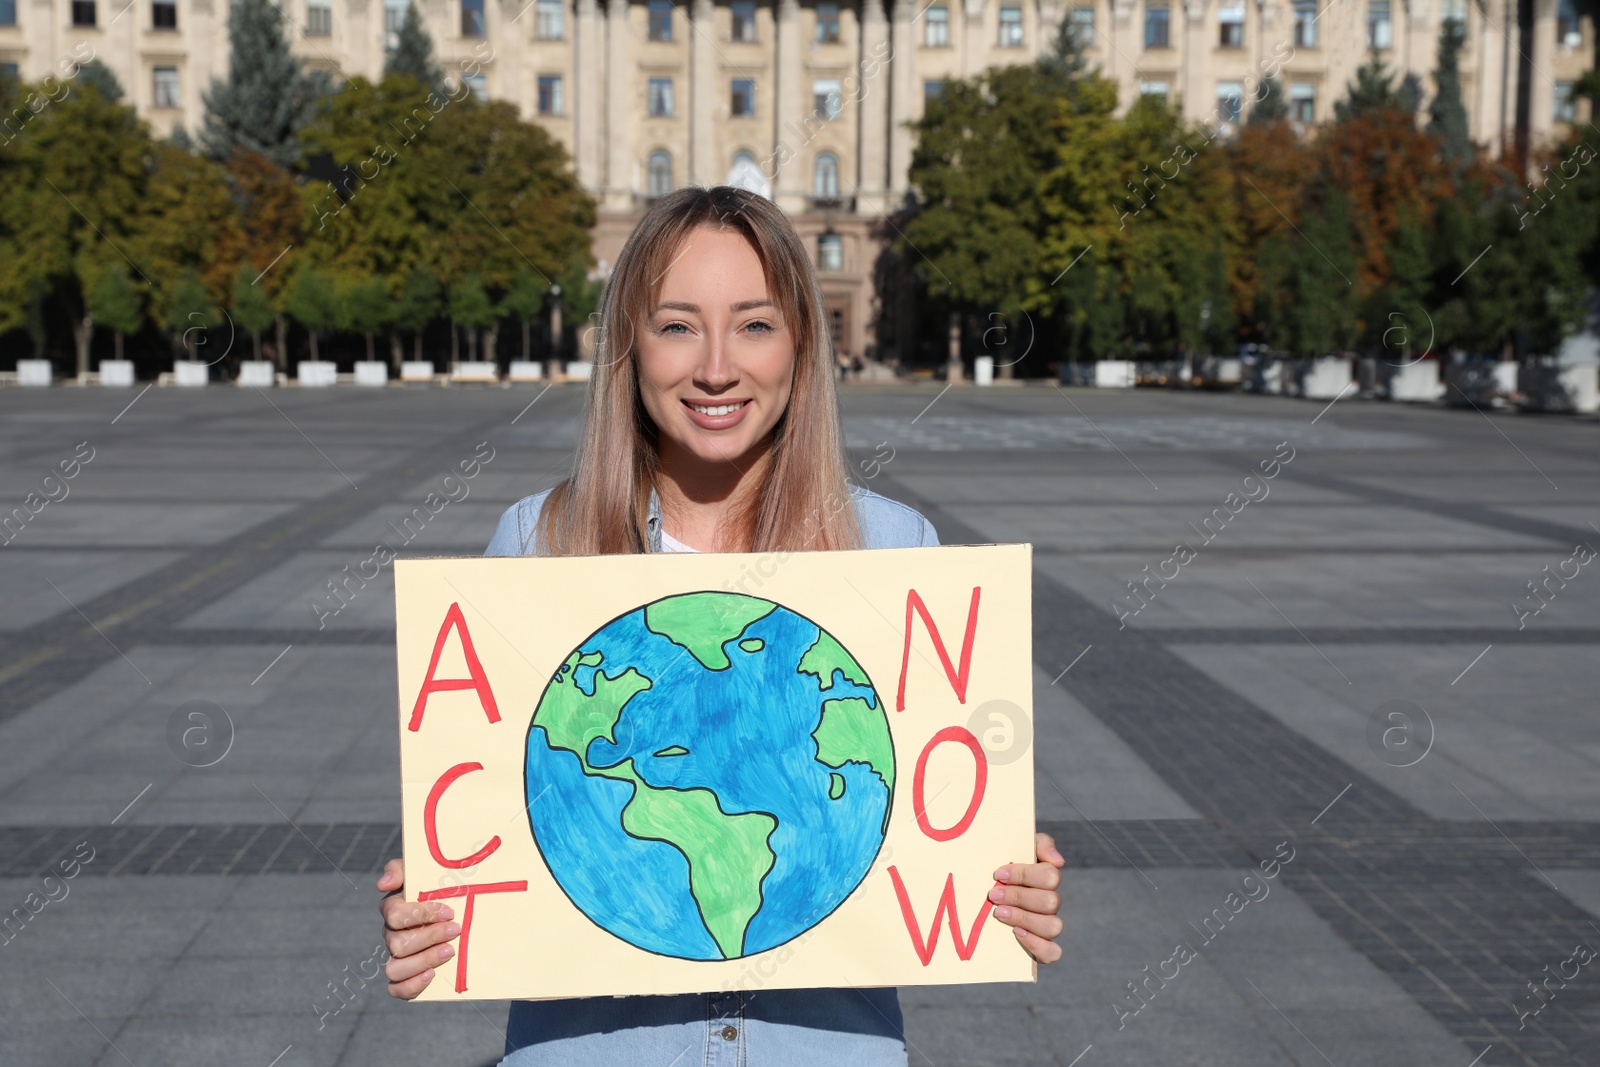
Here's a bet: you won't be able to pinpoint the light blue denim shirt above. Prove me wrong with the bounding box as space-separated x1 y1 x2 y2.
483 483 939 1067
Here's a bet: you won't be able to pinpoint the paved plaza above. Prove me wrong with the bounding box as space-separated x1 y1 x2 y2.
1 381 1597 1066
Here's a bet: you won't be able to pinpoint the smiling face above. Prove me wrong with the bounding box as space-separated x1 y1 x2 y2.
634 225 796 472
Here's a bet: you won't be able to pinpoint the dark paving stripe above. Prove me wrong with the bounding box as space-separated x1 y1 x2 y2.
0 823 401 878
0 419 508 724
874 470 1599 1066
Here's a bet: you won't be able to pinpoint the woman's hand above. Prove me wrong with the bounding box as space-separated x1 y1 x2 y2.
990 832 1066 963
377 858 461 999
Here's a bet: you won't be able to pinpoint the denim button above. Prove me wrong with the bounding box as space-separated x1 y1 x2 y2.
720 1025 738 1041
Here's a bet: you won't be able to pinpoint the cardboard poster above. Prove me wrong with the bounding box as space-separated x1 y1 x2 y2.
394 544 1035 1001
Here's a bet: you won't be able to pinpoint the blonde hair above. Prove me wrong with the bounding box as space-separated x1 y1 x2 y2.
537 185 861 556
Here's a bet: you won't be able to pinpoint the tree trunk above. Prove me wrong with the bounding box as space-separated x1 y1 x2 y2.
413 332 423 363
466 327 478 362
484 323 499 368
390 332 403 372
114 331 124 361
309 329 320 362
252 330 262 361
73 312 94 380
365 331 375 362
522 319 531 361
274 313 289 372
450 319 459 368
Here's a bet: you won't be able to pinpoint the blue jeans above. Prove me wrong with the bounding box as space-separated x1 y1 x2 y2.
500 988 907 1066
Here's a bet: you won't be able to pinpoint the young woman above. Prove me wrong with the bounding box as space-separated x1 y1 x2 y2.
376 185 1065 1065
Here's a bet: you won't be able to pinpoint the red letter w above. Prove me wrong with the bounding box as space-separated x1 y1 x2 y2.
887 865 996 965
896 587 981 712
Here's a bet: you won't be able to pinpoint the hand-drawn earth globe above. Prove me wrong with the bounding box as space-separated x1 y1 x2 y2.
525 591 894 961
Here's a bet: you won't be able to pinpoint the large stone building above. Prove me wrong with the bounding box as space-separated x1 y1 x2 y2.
2 0 1593 361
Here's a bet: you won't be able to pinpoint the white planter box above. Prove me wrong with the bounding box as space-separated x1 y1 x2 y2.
401 361 435 382
297 360 337 387
1521 363 1599 413
508 361 543 382
452 361 498 383
98 360 135 387
565 361 594 381
1389 360 1442 402
1301 357 1352 400
236 361 275 387
1494 361 1519 396
354 361 389 387
1093 360 1135 388
1253 359 1284 394
17 359 53 386
973 355 994 386
174 361 210 387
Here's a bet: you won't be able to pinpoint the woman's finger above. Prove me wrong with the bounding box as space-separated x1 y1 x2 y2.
994 861 1061 892
376 857 405 892
386 967 437 1000
383 897 454 932
1013 925 1063 964
385 939 455 985
1035 832 1065 867
993 901 1064 941
385 918 461 961
987 883 1060 915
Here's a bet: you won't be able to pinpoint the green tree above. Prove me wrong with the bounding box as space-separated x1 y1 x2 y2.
499 268 547 361
231 265 276 361
1335 51 1406 122
393 266 442 366
338 272 394 361
88 265 144 362
449 272 494 363
76 59 125 102
167 270 222 366
1248 74 1289 125
201 0 332 166
1426 20 1473 165
384 4 445 93
286 267 339 361
1256 192 1360 356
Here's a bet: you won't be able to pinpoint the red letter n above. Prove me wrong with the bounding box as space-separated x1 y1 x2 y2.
887 866 996 966
417 880 528 993
408 601 501 732
896 587 981 712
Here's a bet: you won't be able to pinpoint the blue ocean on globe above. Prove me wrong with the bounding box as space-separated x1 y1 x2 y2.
524 592 895 961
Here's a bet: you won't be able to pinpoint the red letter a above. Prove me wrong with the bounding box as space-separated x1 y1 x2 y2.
408 602 501 732
896 587 981 712
887 865 996 966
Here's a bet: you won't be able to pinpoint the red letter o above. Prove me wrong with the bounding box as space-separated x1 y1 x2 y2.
912 727 988 842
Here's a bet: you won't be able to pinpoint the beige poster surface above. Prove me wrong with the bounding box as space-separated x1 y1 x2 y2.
394 544 1036 1001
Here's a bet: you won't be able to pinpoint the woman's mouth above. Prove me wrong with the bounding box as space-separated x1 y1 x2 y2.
682 398 752 430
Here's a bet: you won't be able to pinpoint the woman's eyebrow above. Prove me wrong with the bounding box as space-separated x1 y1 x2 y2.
652 299 775 314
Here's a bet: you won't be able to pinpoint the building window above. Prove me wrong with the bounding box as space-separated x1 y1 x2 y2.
649 76 674 116
730 77 755 117
463 72 486 98
817 233 843 273
814 152 839 199
1292 0 1316 46
648 0 672 40
1069 5 1093 42
925 4 948 46
999 5 1022 46
816 0 839 41
0 62 17 79
1555 81 1576 121
1140 80 1168 101
1366 0 1390 48
153 0 177 28
153 66 180 108
306 0 331 33
1215 81 1242 124
461 0 484 35
537 74 563 114
385 0 407 47
924 79 944 101
0 0 13 25
71 0 95 26
535 0 563 38
1290 81 1315 122
1144 2 1169 48
1442 0 1466 27
1557 0 1580 45
1218 3 1243 46
813 77 842 119
647 150 672 197
731 0 756 41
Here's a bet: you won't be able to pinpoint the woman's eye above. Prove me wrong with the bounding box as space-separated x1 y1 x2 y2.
744 320 775 334
658 322 689 335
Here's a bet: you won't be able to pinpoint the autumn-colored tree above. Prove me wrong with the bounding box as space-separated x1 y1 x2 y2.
138 141 242 345
1225 121 1317 337
217 149 302 366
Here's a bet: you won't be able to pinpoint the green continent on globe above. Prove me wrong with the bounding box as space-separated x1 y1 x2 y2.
797 629 872 692
533 648 778 959
645 593 778 671
812 697 895 795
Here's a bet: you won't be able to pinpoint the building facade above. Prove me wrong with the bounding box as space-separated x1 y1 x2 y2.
2 0 1594 361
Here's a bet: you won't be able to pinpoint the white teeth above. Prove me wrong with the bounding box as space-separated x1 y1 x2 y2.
689 402 743 416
